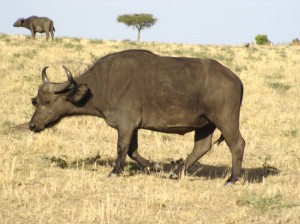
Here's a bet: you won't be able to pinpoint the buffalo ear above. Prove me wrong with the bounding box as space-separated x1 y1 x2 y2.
67 84 89 103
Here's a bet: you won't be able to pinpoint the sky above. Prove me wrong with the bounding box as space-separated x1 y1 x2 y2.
0 0 299 45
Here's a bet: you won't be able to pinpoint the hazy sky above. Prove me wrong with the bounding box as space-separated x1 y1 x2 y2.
1 0 299 45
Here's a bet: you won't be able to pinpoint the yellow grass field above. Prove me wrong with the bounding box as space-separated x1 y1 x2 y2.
0 34 299 223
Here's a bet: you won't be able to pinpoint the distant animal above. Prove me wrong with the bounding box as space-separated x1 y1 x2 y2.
13 16 55 41
29 50 245 185
243 42 250 48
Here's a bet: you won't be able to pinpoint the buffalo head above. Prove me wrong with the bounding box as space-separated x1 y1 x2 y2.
13 18 24 27
29 66 89 132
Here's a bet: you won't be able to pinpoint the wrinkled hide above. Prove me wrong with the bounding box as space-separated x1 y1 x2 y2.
29 50 245 184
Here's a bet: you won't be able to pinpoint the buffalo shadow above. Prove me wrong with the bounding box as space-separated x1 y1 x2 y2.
55 154 280 183
183 162 280 183
8 123 280 183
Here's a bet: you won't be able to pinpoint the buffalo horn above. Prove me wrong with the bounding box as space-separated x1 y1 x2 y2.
42 66 50 82
62 66 74 84
42 66 74 93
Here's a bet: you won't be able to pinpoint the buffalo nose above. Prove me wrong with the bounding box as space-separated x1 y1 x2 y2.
29 123 36 131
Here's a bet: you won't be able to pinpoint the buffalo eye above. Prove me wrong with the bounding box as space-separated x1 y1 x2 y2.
44 100 50 105
31 98 38 107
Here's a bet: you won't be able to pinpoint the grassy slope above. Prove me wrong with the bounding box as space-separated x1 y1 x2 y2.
0 34 299 223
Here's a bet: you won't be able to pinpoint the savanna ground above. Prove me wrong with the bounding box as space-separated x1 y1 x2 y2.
0 34 299 223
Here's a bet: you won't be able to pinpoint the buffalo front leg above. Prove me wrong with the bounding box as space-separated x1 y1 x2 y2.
127 129 161 172
108 126 135 177
170 124 215 179
30 29 36 39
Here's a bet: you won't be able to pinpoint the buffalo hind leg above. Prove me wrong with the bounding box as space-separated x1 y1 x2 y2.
170 124 216 179
220 126 245 185
49 22 55 41
46 31 50 41
127 129 161 172
51 27 54 41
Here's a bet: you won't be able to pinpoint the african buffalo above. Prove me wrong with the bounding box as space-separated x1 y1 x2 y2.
13 16 55 41
29 50 245 184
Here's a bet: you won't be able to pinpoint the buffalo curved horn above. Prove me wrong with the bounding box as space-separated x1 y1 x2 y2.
41 66 74 93
62 66 74 84
42 66 50 83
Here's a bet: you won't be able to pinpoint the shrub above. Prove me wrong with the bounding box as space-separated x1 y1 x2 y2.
255 34 270 45
291 38 300 45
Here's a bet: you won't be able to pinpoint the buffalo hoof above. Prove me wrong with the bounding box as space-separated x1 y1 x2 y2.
169 172 179 179
224 181 233 187
144 167 151 174
224 176 239 186
144 163 161 174
152 162 161 172
108 172 118 178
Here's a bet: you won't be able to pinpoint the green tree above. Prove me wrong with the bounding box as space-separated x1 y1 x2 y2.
255 34 270 45
117 13 157 42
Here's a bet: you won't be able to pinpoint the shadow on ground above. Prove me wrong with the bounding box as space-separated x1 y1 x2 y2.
8 123 280 183
186 162 280 183
43 153 280 183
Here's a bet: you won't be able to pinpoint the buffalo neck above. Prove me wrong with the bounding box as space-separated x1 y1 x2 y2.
71 70 105 118
22 19 30 28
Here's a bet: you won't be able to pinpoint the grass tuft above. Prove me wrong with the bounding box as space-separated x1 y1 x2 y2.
267 81 291 92
43 153 102 169
237 192 299 213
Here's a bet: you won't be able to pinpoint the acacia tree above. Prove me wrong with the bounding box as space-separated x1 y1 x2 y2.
117 13 157 42
255 34 270 45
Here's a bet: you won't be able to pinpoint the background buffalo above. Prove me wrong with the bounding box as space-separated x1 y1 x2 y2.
13 16 55 41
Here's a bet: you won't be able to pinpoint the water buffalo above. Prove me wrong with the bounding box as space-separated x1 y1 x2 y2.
29 50 245 184
13 16 55 41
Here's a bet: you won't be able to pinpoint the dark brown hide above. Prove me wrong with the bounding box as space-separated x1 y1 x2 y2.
13 16 55 41
29 50 245 184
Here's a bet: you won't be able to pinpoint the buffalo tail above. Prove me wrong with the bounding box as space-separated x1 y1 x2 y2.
214 134 225 145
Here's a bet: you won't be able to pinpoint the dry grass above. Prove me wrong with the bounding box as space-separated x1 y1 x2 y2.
0 34 299 223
